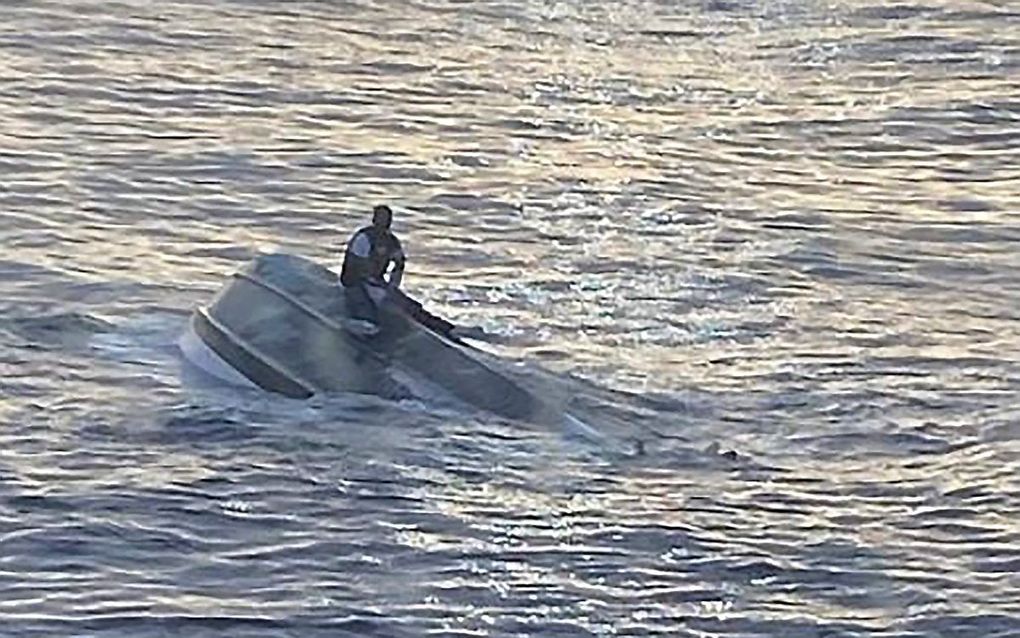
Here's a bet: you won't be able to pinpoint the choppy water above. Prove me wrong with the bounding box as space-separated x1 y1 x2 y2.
3 1 1020 636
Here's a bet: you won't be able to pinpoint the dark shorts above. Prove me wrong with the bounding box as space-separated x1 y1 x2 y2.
343 282 454 336
343 282 379 324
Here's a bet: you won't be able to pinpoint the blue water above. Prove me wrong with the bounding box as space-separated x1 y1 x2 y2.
2 1 1020 636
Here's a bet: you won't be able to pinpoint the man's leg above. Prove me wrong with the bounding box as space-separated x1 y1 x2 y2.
385 288 455 336
343 282 378 325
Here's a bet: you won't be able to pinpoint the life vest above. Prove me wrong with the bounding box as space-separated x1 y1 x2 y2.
340 225 402 286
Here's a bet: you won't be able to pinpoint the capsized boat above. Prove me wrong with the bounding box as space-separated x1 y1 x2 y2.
178 253 542 421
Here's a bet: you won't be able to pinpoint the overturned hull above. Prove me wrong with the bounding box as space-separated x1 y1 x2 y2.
180 253 539 421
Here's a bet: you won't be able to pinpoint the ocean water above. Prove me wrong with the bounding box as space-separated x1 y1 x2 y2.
2 1 1020 636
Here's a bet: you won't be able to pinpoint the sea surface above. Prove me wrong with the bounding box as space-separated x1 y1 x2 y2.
2 1 1020 636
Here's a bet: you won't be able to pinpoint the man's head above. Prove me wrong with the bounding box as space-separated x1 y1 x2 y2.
372 204 393 230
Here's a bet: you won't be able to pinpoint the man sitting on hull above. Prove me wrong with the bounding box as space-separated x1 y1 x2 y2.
339 204 483 341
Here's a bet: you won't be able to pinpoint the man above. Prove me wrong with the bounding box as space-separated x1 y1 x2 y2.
339 204 484 341
339 204 404 327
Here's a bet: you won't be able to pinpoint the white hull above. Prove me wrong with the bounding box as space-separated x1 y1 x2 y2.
177 317 259 389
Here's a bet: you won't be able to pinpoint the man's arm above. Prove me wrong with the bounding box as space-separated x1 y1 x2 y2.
344 231 378 283
388 245 405 288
